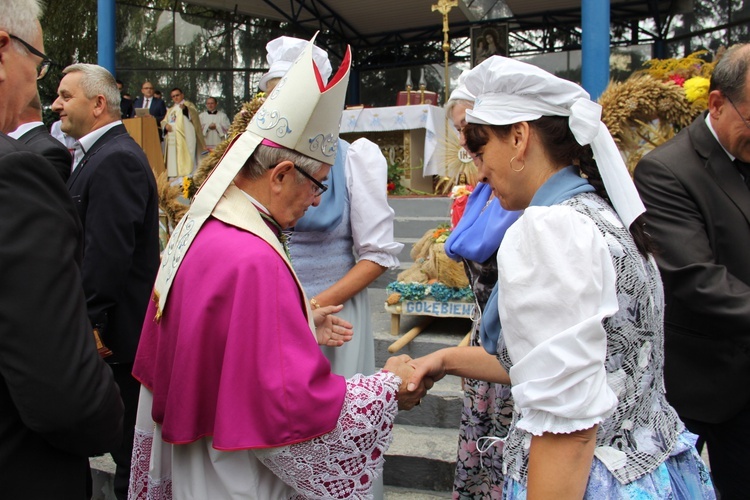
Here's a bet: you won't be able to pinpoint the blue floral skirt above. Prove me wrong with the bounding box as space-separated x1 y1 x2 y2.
502 431 715 499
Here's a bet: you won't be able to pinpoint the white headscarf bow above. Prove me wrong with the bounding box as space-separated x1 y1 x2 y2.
463 56 645 228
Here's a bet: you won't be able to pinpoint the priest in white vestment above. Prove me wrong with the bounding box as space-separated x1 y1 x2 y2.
199 96 231 150
161 88 205 177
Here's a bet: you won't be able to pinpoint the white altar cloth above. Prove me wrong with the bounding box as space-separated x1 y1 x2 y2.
341 105 447 176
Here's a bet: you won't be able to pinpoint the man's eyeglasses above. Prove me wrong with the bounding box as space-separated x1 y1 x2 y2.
726 94 750 131
294 165 328 197
9 34 52 80
170 93 182 99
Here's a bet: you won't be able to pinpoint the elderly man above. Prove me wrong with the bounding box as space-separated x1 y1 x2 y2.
9 91 72 182
199 96 230 149
128 37 428 499
52 63 159 500
634 43 750 499
0 2 124 498
162 87 205 177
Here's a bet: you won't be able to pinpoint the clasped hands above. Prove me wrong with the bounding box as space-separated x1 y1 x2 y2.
312 305 446 411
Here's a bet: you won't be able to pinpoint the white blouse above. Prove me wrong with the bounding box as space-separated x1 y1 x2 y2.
497 204 619 436
346 139 402 269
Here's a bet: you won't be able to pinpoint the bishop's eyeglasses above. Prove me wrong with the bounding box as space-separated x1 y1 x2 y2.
294 165 328 197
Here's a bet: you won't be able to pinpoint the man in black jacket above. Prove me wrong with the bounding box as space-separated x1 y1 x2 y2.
0 1 124 498
9 91 72 182
116 79 134 119
53 62 160 500
634 43 750 499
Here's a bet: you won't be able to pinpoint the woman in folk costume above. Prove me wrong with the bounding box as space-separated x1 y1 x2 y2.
408 56 715 498
443 74 520 498
128 36 427 500
259 37 402 382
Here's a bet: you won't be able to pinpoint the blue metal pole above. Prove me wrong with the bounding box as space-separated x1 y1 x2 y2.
581 0 609 100
98 0 116 74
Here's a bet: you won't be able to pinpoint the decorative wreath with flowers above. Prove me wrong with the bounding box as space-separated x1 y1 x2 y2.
386 223 473 305
599 49 720 174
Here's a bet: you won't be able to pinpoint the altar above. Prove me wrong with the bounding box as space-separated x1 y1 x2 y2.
340 104 447 193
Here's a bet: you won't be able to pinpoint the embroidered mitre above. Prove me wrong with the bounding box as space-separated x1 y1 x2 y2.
248 40 350 163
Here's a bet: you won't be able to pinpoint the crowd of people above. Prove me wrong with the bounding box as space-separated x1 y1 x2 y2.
116 79 231 177
1 0 748 499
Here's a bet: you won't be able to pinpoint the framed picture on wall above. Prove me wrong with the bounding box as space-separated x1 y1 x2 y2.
471 24 509 67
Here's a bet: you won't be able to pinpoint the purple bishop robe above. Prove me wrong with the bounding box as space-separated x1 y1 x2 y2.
133 217 346 450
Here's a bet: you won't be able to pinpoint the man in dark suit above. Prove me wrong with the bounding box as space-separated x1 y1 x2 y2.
133 80 167 138
0 2 124 499
52 63 160 500
634 43 750 499
9 91 71 181
116 79 134 119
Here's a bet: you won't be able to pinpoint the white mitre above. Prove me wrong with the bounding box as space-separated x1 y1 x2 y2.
153 33 351 317
248 39 350 163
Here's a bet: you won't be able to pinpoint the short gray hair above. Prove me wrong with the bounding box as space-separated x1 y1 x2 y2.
240 143 325 182
63 63 121 117
710 43 750 104
0 0 43 55
445 98 473 119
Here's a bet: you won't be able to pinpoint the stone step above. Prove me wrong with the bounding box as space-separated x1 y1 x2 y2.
385 486 452 499
374 317 470 362
393 374 462 429
393 216 450 240
373 303 467 430
383 424 457 492
388 196 452 218
90 456 116 500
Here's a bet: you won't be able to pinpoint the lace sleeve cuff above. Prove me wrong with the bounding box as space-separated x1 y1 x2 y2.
255 371 401 499
515 408 607 436
357 250 401 270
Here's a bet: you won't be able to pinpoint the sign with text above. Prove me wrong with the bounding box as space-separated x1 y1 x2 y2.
387 300 475 318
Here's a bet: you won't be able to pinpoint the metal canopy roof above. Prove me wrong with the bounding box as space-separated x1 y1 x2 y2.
186 0 686 51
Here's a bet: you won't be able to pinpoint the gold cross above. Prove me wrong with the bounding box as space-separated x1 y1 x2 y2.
432 0 458 102
431 0 458 17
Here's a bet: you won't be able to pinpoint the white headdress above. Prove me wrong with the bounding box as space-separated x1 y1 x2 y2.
464 56 645 228
153 34 351 317
259 36 333 92
448 69 474 102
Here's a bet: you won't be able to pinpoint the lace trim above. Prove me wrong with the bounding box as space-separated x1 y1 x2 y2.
516 410 607 436
257 371 400 499
128 425 173 500
358 252 400 270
